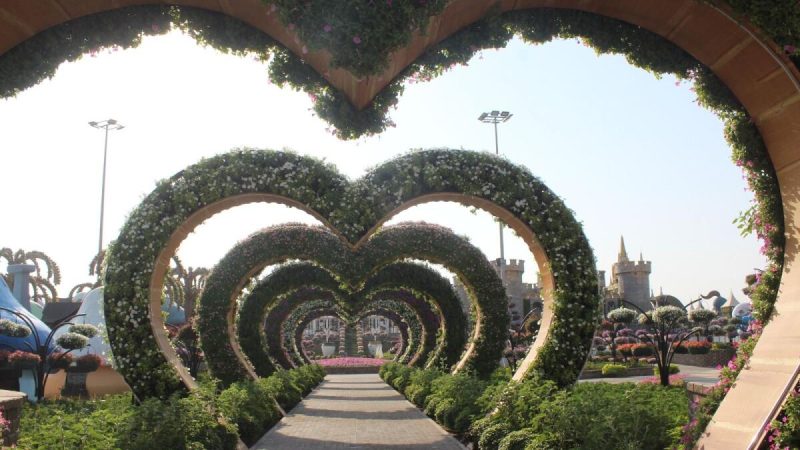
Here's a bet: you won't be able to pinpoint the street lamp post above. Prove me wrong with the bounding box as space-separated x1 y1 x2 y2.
89 119 125 257
478 110 513 266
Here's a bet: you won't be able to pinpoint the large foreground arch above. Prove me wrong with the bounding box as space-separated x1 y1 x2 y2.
14 1 792 444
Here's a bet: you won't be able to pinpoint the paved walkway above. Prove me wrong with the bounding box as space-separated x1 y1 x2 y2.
252 373 465 450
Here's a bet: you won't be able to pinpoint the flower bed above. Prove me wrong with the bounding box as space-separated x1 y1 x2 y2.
317 357 385 374
317 357 385 367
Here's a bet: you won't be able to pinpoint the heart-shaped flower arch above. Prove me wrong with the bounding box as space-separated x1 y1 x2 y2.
104 148 598 399
238 260 466 376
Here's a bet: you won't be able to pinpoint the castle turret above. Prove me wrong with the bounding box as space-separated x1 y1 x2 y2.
611 236 652 311
618 236 629 262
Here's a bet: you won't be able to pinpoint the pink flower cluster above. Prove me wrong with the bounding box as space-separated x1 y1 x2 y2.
317 357 386 367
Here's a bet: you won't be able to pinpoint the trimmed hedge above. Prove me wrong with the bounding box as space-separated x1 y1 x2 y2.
600 363 627 377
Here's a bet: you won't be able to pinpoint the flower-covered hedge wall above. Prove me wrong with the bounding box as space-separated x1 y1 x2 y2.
105 148 595 398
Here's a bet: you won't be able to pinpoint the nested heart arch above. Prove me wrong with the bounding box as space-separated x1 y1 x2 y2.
238 260 465 376
281 299 350 367
197 221 506 386
256 279 439 371
364 291 442 368
288 304 414 366
287 300 421 367
262 288 340 371
104 148 598 399
259 278 439 371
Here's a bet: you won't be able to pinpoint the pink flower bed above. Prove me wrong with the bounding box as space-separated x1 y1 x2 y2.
317 357 386 367
639 374 686 385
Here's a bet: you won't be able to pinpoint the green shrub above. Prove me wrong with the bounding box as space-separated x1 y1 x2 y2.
533 382 688 449
498 428 538 450
260 370 303 411
289 364 323 395
601 363 627 377
379 361 402 380
470 378 688 450
404 368 444 407
423 374 489 432
471 377 563 449
18 395 133 449
124 394 238 450
390 364 414 391
654 364 680 376
217 380 282 446
18 365 324 449
475 420 512 450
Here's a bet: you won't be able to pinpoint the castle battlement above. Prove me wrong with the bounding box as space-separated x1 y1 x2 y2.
505 259 524 272
614 260 651 274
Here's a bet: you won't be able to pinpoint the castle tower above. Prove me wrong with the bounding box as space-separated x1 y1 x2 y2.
611 236 652 311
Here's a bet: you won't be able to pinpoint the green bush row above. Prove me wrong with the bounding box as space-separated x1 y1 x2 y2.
380 362 511 433
17 364 326 449
381 362 689 450
470 378 689 450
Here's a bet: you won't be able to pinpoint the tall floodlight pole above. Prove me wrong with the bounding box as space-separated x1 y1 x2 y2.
89 119 125 257
478 110 513 266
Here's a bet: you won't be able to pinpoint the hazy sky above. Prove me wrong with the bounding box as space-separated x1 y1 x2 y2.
0 30 763 304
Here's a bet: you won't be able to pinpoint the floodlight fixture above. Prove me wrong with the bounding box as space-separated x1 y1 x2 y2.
477 110 513 265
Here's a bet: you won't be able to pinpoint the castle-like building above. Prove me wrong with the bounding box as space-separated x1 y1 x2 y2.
454 258 543 328
599 236 653 313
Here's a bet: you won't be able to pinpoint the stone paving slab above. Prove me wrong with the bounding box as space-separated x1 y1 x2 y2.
252 373 465 450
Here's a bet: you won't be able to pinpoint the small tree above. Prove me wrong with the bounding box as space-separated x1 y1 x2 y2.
635 306 699 386
603 307 637 361
688 309 716 342
170 256 209 320
0 308 99 400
